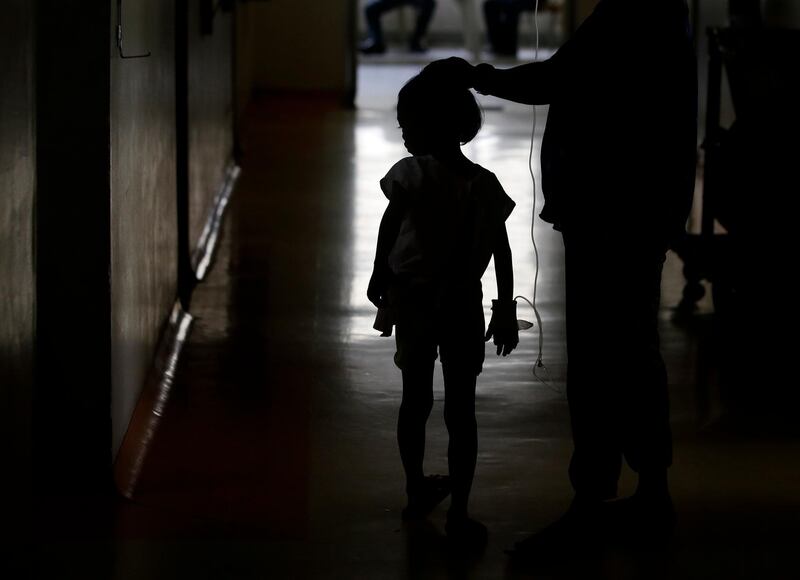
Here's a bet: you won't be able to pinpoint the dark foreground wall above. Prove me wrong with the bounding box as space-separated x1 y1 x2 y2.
35 0 113 492
1 0 35 530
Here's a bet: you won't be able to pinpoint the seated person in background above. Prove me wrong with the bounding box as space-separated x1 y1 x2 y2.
360 0 437 54
483 0 553 56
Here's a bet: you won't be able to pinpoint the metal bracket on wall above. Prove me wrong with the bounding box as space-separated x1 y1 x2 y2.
117 0 151 59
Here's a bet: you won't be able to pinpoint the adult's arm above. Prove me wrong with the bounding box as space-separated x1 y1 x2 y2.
472 60 559 105
475 0 610 105
427 2 606 105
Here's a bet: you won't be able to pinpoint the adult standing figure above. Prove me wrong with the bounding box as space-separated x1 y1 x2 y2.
426 0 697 555
359 0 437 54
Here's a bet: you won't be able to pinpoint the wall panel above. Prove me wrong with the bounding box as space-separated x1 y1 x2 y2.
250 0 352 93
110 0 178 455
35 0 113 491
187 1 235 251
1 0 36 529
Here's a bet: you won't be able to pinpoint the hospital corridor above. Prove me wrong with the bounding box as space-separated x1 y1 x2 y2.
2 1 799 578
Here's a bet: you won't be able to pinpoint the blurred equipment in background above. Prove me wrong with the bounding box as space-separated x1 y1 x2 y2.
674 23 800 315
673 10 800 419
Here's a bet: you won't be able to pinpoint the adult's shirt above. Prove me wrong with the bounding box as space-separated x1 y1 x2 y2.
535 0 697 246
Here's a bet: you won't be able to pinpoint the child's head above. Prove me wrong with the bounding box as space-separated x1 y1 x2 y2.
397 72 482 156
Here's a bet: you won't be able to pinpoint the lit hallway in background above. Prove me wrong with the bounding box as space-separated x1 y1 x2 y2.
52 64 800 580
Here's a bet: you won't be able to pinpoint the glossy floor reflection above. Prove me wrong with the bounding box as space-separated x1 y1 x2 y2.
48 67 800 579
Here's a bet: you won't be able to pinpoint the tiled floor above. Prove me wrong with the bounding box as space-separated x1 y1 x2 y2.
38 64 800 579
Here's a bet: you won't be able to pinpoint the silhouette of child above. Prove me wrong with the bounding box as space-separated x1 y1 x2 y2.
367 71 519 544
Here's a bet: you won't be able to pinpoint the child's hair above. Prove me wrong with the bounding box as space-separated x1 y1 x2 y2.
397 72 483 146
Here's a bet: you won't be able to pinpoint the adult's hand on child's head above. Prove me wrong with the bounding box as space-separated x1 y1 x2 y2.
421 57 476 89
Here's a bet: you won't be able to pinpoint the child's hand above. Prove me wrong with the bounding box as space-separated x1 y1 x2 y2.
485 300 519 357
367 268 388 309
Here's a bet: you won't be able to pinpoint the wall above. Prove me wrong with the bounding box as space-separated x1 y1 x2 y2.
187 1 235 250
248 0 353 94
110 0 178 455
1 0 35 533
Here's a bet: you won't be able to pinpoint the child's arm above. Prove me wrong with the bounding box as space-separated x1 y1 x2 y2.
493 222 513 303
485 223 519 357
367 197 405 308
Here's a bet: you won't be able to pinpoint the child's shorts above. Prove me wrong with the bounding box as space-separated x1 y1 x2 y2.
392 291 486 376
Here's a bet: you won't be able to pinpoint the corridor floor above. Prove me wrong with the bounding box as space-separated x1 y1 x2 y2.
54 66 799 579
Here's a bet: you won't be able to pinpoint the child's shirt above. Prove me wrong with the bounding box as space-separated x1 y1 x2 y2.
380 155 515 295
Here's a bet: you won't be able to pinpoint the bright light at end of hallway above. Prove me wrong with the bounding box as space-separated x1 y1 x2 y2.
348 121 407 340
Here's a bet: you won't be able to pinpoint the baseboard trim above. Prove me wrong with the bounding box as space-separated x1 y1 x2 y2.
113 302 194 499
113 163 240 498
191 162 241 281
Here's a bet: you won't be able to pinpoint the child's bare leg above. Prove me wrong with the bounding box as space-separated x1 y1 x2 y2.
398 359 435 495
442 364 478 517
442 364 486 544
